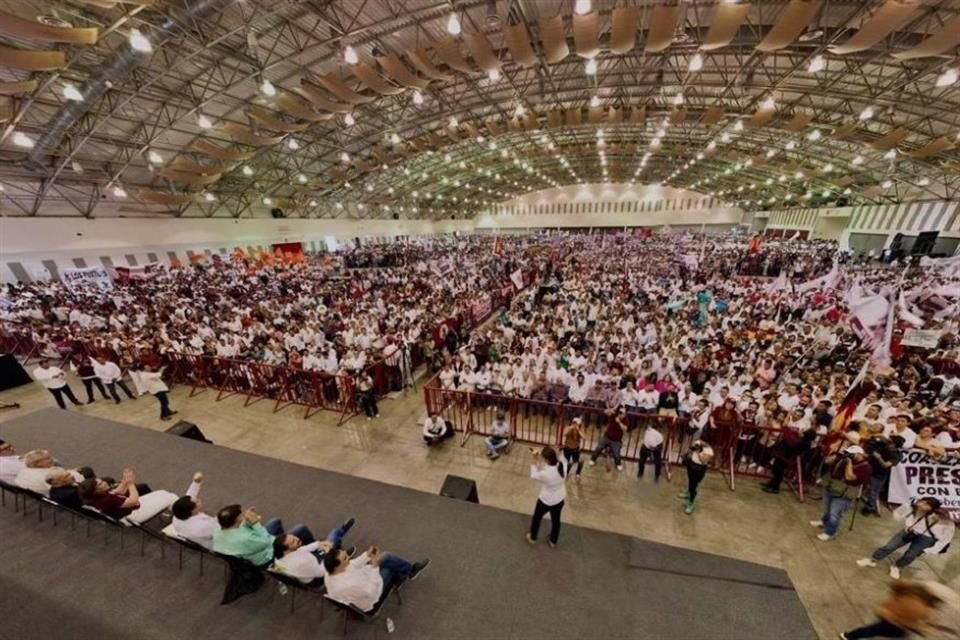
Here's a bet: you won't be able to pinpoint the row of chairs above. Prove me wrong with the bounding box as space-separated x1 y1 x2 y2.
0 478 401 635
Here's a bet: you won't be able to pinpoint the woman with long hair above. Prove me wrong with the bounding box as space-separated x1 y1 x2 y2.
856 498 955 580
525 446 567 547
680 440 714 516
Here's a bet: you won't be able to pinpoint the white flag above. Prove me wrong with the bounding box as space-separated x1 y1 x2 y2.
510 269 524 291
796 261 839 293
765 271 790 293
897 291 924 328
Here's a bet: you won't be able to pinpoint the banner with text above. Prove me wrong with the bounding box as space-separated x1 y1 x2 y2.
62 266 113 290
889 450 960 521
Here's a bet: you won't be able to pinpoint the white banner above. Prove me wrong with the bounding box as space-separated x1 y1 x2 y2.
901 328 942 349
62 266 113 290
510 268 524 291
889 450 960 521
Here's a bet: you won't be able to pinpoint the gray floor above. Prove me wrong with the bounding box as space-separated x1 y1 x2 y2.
0 409 817 640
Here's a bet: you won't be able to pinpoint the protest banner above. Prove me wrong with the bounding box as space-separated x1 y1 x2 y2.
62 266 113 290
889 450 960 521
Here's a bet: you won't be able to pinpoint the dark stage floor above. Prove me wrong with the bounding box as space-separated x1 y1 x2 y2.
0 409 817 640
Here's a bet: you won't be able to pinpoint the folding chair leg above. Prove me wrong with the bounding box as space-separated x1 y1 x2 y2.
199 552 204 576
37 501 43 523
178 544 184 570
70 512 76 531
289 588 296 614
140 531 146 556
120 527 125 551
1 487 5 507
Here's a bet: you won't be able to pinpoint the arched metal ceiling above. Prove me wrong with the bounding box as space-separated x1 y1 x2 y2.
0 0 958 220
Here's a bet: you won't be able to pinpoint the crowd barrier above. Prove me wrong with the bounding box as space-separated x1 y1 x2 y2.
424 380 817 500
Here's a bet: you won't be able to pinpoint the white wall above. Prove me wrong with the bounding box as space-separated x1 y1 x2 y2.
0 216 474 283
474 207 744 230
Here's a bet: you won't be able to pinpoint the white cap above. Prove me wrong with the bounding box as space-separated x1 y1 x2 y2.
845 445 865 455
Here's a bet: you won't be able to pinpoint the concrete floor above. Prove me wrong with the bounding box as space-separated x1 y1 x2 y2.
2 372 959 639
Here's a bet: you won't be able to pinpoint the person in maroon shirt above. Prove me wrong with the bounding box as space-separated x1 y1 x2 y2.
77 468 142 520
588 407 626 471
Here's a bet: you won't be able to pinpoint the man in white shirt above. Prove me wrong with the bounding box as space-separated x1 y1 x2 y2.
15 449 80 496
0 439 23 485
33 359 83 409
638 423 665 482
139 365 178 421
272 517 358 584
422 413 454 446
323 545 429 612
92 357 136 403
171 472 220 548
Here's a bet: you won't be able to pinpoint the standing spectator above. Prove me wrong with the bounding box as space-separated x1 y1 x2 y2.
862 430 903 516
680 440 714 515
525 446 566 547
638 422 665 483
32 358 82 410
139 364 177 421
857 498 956 580
561 419 585 481
761 427 816 494
811 445 872 541
71 357 110 404
92 356 136 403
588 407 627 471
356 371 379 420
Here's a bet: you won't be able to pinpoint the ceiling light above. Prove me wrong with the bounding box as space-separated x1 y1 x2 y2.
823 163 833 173
672 93 684 106
344 45 359 65
390 132 401 144
733 120 744 131
488 68 500 81
63 84 83 102
807 55 826 73
242 165 253 176
884 149 897 160
918 177 930 186
286 138 300 150
344 113 355 126
340 152 350 163
309 200 318 207
335 201 343 209
12 132 34 148
585 58 597 75
196 114 213 129
263 197 273 205
112 185 127 198
448 115 458 128
859 106 874 121
808 129 822 141
514 104 525 117
446 12 461 35
128 28 152 53
786 140 797 150
720 133 732 143
412 90 424 105
590 95 601 108
852 155 864 165
689 53 703 72
760 96 776 111
365 184 373 192
259 78 277 97
297 173 308 183
147 150 163 164
936 68 958 87
204 192 216 202
707 141 717 150
882 180 893 189
766 149 776 158
574 0 591 15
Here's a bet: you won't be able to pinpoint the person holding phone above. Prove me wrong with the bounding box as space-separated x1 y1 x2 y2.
525 446 567 547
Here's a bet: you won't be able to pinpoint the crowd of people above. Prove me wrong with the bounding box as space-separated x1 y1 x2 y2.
0 441 429 611
3 230 960 638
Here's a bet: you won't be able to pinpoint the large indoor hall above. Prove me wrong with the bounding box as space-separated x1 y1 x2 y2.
2 1 960 639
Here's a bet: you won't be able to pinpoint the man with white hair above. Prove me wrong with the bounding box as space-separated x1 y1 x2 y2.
15 449 81 496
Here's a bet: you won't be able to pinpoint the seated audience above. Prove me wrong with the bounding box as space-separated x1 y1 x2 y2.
213 505 318 569
15 449 79 496
484 411 511 459
0 439 23 485
272 517 358 584
423 413 454 446
323 544 430 612
77 467 177 523
171 472 219 548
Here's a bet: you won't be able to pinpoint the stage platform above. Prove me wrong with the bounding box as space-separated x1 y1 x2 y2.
0 409 817 640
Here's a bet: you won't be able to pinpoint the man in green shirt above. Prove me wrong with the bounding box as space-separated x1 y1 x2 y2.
213 504 345 569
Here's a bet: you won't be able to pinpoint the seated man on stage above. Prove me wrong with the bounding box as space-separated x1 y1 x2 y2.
271 518 358 584
170 471 219 548
422 412 455 446
15 449 81 496
323 544 430 612
45 469 84 510
214 505 356 570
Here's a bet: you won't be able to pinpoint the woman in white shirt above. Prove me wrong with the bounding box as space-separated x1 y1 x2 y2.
525 446 567 547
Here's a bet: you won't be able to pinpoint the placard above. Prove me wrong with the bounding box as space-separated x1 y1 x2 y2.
62 266 113 290
889 450 960 521
901 328 941 349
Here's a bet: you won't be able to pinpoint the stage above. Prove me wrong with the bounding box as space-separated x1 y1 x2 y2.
0 409 816 640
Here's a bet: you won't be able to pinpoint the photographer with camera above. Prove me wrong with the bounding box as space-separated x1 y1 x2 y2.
810 445 872 541
857 498 955 580
862 427 904 517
